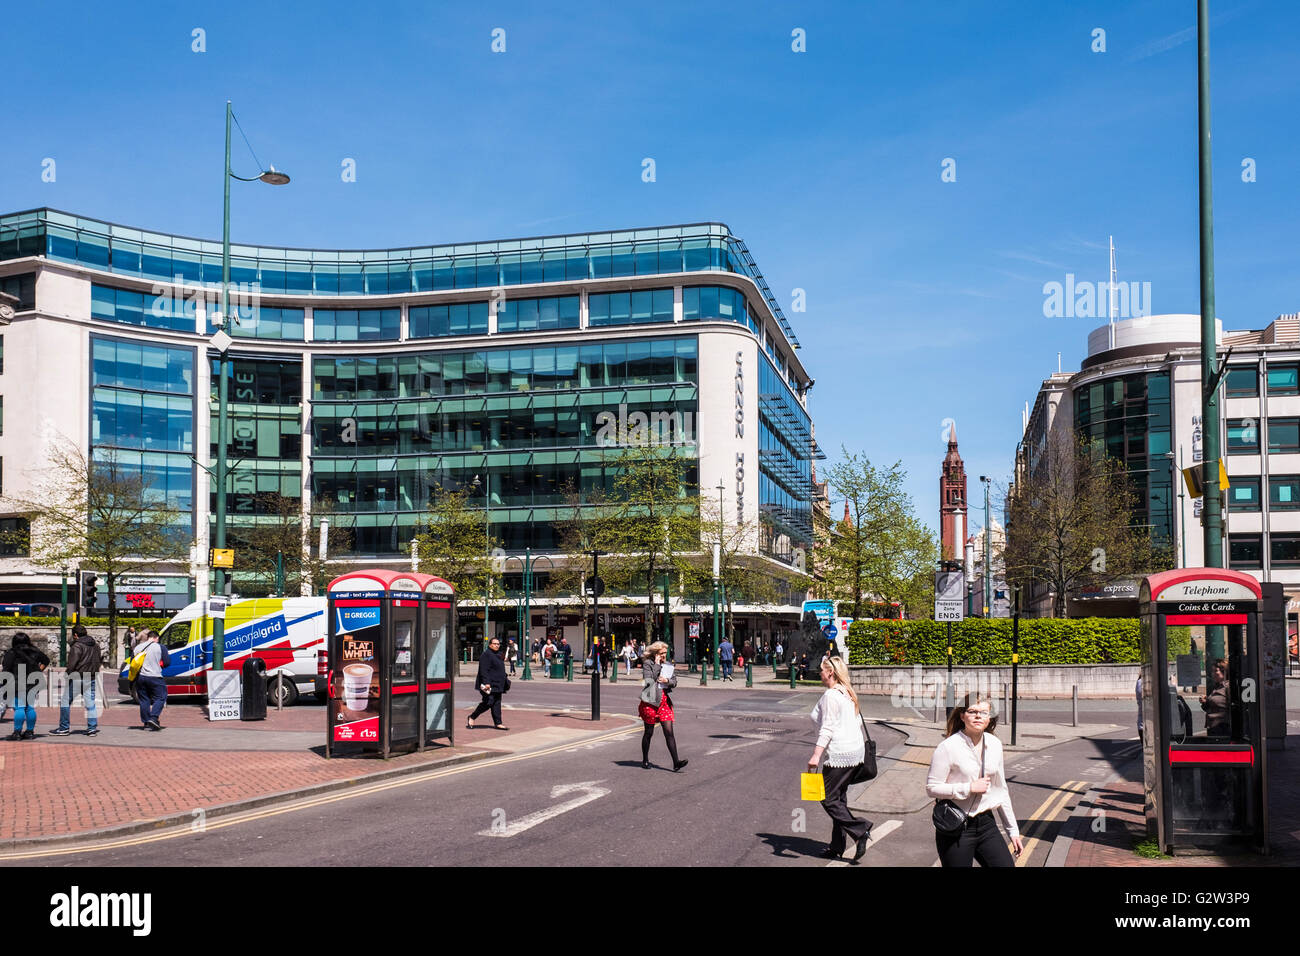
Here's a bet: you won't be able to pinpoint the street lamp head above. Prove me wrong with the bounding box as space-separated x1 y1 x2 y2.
258 165 290 186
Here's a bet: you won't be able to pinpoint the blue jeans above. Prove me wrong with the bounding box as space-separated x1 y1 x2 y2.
58 675 99 731
12 702 36 733
722 660 733 678
136 676 167 724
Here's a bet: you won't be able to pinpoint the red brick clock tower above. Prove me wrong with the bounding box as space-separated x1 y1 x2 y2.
940 423 967 562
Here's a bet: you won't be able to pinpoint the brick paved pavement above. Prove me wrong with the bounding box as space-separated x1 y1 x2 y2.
0 700 637 846
1060 735 1300 867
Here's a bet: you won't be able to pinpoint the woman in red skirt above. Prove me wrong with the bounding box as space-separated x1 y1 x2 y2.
639 641 688 771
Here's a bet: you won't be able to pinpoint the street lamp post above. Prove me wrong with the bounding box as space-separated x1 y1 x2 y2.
713 478 724 680
212 100 289 671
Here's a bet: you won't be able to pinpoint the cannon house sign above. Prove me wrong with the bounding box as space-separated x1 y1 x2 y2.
698 331 759 532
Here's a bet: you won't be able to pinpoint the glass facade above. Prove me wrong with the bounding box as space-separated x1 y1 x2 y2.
497 295 579 333
314 308 401 342
90 336 195 524
1074 371 1172 545
409 302 489 338
589 289 673 328
682 285 759 335
210 357 303 518
311 336 699 554
758 356 813 555
92 283 196 333
3 208 800 346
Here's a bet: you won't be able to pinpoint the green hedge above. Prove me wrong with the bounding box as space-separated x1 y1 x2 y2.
848 618 1190 666
0 616 172 631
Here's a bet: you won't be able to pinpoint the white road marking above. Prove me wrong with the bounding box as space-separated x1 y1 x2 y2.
824 819 902 865
705 733 772 755
476 780 611 838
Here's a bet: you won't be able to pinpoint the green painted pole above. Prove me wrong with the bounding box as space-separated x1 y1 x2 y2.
523 547 531 677
1198 0 1224 664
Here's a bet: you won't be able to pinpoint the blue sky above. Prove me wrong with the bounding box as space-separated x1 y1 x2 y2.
4 0 1296 538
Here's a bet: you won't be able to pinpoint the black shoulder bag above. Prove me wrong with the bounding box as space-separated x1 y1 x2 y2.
932 738 985 834
850 713 878 783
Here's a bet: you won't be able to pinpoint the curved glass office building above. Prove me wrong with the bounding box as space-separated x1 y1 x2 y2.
0 209 817 650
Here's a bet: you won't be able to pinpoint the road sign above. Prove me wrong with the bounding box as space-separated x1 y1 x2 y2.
210 548 234 569
935 570 965 622
584 577 604 597
689 622 700 638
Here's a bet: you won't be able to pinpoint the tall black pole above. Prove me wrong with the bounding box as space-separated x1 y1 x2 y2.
1011 587 1021 746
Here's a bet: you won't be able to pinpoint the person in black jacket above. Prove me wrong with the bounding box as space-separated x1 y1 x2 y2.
3 633 50 741
53 624 102 736
467 636 509 730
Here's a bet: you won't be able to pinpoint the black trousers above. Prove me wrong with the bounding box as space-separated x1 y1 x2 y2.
935 810 1015 867
820 763 871 852
470 690 502 725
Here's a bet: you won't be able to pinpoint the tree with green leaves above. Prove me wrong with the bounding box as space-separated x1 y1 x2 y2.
226 493 353 597
1003 432 1164 618
6 444 188 666
817 449 938 620
413 486 502 638
600 449 699 646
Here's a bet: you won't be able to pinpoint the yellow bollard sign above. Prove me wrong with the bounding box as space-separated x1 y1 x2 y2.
210 548 235 569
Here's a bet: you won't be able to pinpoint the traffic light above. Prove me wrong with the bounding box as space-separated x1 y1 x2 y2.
81 571 99 609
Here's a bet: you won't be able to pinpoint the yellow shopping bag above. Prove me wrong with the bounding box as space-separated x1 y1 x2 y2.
800 772 825 801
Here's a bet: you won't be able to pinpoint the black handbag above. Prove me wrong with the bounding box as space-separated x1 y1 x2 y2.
850 715 878 784
932 738 985 834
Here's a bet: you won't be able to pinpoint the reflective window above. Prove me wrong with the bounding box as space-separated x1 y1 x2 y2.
1227 478 1260 512
496 296 579 333
91 284 196 333
1225 366 1258 398
1229 534 1262 569
1269 418 1300 455
313 308 400 342
1227 419 1260 455
1272 535 1300 568
588 289 673 328
1267 365 1299 396
1270 475 1300 510
409 302 489 338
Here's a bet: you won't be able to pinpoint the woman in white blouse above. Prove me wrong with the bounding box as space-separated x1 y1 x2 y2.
806 656 872 863
926 693 1023 867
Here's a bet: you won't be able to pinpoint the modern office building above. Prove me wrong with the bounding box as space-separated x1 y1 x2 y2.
0 208 816 654
1017 312 1300 629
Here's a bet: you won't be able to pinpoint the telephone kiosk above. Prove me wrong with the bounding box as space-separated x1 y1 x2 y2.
1139 569 1268 854
325 569 455 758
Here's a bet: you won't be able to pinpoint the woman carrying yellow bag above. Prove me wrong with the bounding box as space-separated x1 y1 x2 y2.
806 656 872 863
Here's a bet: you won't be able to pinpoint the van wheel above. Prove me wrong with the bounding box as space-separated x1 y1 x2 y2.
267 676 299 707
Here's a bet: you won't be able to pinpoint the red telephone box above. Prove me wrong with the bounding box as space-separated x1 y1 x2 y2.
325 569 455 758
1139 568 1268 854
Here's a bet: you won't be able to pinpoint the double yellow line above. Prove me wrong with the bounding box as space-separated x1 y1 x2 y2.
1016 780 1090 866
0 724 642 861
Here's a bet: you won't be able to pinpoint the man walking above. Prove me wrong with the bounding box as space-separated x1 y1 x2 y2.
559 636 573 678
52 624 101 736
133 629 170 731
719 635 735 681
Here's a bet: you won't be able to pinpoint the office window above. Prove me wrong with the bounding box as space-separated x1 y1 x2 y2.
0 274 35 311
1228 477 1260 512
1268 365 1299 396
1229 534 1262 569
1227 418 1259 455
1269 418 1300 454
0 516 28 557
1270 475 1300 510
587 290 672 328
313 308 400 342
1272 535 1300 568
409 302 489 338
1224 366 1258 398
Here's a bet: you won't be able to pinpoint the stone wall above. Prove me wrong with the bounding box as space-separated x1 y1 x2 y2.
849 663 1146 700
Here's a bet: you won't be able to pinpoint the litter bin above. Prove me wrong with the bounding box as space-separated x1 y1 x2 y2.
552 658 565 679
241 657 268 720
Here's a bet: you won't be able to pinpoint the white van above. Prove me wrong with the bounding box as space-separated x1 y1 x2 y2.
117 596 327 706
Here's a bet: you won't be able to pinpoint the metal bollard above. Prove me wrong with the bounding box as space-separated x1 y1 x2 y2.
277 671 284 712
1072 684 1078 728
567 659 573 681
591 668 601 722
1003 683 1009 727
789 662 797 689
933 685 941 723
745 661 753 688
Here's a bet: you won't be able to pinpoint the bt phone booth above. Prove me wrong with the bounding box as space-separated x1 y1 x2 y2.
326 570 456 758
1139 569 1268 855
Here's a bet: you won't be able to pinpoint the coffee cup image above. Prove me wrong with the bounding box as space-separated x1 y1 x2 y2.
343 663 374 710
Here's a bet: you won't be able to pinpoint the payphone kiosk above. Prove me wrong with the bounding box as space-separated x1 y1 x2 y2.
1139 569 1268 854
325 569 456 758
